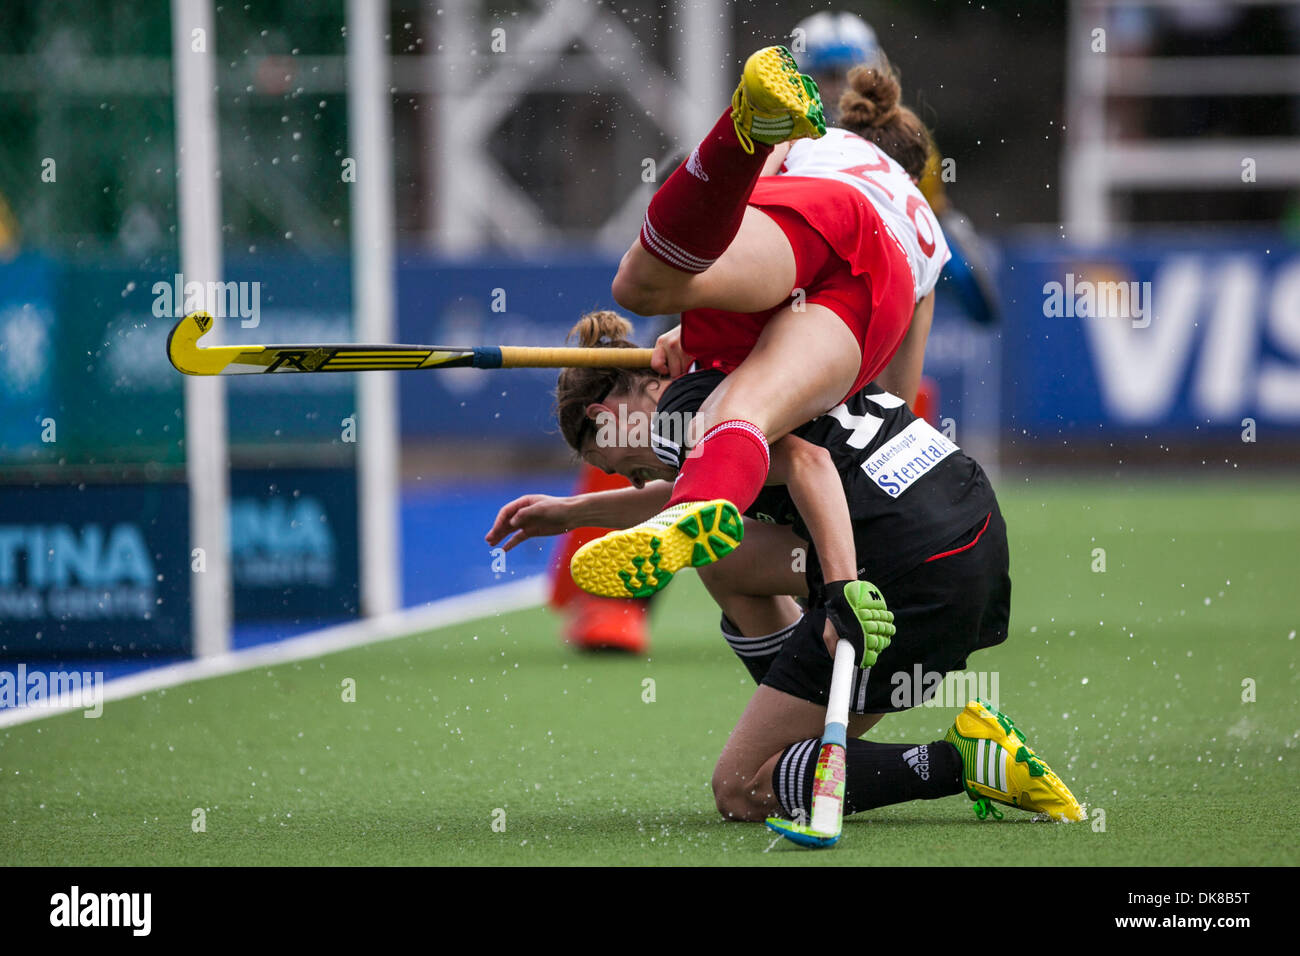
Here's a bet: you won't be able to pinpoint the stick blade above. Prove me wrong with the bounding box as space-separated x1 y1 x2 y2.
167 311 267 375
764 816 841 849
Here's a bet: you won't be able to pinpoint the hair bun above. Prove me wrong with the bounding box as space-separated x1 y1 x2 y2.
833 54 932 180
568 310 637 349
838 64 901 129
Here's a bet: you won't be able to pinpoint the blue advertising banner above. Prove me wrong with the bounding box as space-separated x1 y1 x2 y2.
395 256 1000 447
220 257 357 449
0 255 59 464
915 289 1001 462
0 467 360 657
0 254 358 467
999 234 1300 437
230 466 360 622
0 483 191 656
397 256 631 441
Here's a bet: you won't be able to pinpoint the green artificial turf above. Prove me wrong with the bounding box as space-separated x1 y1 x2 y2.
2 477 1296 866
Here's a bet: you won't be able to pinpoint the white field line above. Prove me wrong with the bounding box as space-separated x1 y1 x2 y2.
0 575 546 729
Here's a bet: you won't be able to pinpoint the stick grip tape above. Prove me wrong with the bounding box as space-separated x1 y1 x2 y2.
493 346 655 369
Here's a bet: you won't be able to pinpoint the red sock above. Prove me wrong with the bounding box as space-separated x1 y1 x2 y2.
667 420 770 512
640 108 771 273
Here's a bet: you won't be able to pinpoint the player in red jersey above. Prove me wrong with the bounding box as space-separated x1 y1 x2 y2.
550 51 941 652
569 46 948 618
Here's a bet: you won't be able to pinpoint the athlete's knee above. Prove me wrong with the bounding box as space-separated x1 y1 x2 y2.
612 241 699 316
710 764 768 822
696 556 730 590
611 268 673 317
696 562 764 628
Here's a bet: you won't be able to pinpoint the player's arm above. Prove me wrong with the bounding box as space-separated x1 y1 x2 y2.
769 434 894 665
769 434 892 662
875 289 934 407
486 483 673 552
766 434 857 585
760 141 792 177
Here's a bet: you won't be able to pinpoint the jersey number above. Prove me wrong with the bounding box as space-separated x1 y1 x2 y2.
841 144 940 261
827 403 884 449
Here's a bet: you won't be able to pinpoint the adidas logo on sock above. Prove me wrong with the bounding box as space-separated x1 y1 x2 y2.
902 745 931 781
686 147 709 182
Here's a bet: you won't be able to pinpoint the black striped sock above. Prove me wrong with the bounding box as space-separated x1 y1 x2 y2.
844 740 963 813
773 738 964 822
772 737 819 823
721 613 800 684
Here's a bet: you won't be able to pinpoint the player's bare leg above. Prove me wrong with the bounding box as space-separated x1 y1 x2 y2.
613 206 798 317
611 45 823 317
695 520 806 636
712 686 883 821
713 671 977 825
688 302 861 443
569 305 861 600
569 48 834 600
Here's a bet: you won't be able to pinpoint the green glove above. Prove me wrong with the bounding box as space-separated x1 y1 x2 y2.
824 580 896 668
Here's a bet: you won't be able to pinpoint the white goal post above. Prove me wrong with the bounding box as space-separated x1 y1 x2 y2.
171 0 401 658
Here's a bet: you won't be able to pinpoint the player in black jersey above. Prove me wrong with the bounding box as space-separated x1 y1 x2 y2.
655 365 1007 701
487 312 1086 825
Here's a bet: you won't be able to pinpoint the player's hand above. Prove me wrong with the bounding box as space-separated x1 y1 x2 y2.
651 324 693 379
823 580 896 668
485 495 577 552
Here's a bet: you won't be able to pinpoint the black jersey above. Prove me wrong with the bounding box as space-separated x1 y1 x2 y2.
654 369 998 586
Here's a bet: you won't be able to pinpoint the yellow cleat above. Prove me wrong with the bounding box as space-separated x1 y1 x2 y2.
944 699 1086 823
730 45 826 154
570 499 743 599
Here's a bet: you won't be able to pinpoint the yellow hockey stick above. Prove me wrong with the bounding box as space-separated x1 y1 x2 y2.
166 312 655 375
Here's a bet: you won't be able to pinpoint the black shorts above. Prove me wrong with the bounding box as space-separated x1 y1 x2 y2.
760 505 1011 714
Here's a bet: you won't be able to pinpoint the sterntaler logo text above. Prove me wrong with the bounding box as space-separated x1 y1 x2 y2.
861 420 958 497
49 886 151 936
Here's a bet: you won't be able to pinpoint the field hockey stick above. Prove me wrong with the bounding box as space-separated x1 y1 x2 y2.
765 636 856 848
166 311 655 375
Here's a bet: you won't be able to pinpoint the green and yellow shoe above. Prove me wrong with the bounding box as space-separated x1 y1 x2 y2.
730 45 826 154
944 699 1086 823
570 499 743 599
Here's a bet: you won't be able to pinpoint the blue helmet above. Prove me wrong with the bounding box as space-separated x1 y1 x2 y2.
791 11 881 75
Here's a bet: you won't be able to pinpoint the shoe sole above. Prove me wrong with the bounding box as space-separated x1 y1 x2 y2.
742 46 826 140
570 500 743 598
